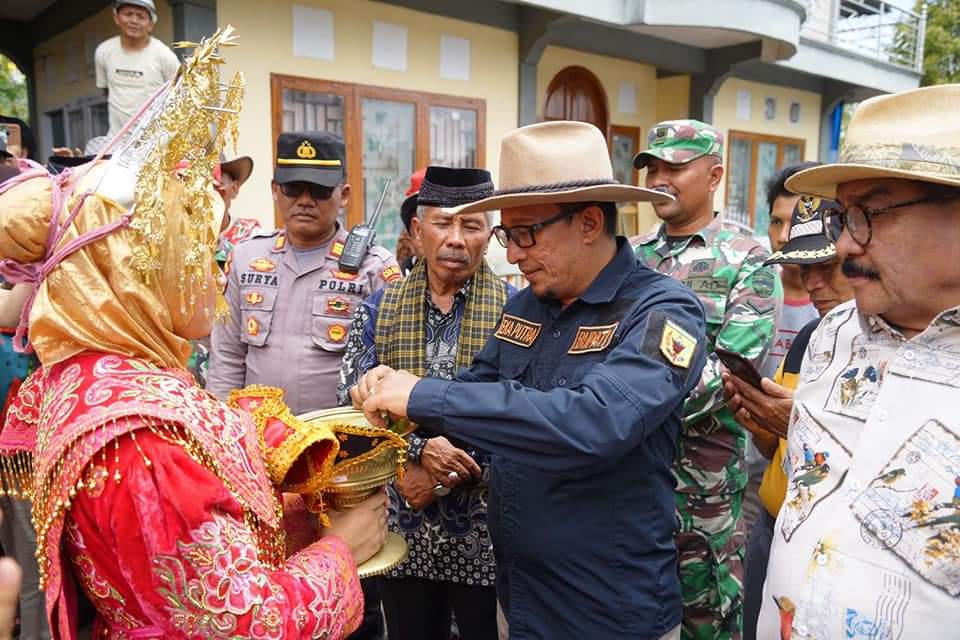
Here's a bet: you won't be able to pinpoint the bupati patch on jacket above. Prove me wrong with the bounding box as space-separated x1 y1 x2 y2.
249 258 276 273
568 322 619 354
495 314 542 348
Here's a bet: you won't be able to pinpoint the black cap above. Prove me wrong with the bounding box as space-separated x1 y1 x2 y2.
274 131 345 187
765 195 842 266
417 166 494 210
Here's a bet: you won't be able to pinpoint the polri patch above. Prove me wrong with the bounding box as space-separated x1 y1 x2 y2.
660 319 697 369
494 314 542 348
568 322 619 355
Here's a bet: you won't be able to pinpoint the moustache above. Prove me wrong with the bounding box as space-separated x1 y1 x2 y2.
651 185 676 196
842 258 881 280
437 252 469 264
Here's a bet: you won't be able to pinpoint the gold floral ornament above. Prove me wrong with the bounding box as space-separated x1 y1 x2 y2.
114 25 244 319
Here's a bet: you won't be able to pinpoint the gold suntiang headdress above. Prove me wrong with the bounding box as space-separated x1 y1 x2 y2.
0 26 244 359
103 25 244 316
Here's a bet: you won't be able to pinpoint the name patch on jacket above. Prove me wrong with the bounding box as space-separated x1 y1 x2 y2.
568 322 619 354
495 314 542 348
240 272 279 287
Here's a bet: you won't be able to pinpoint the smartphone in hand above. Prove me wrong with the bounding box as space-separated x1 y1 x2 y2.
715 347 763 389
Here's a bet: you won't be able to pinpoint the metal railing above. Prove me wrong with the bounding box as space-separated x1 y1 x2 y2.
800 0 926 72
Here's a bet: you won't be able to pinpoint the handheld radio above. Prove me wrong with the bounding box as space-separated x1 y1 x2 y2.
338 177 391 273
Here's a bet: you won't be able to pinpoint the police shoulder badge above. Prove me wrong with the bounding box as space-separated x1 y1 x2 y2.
381 265 401 284
568 323 619 355
328 324 347 342
494 314 542 348
659 318 696 368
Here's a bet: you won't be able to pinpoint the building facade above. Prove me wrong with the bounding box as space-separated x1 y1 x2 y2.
0 0 925 271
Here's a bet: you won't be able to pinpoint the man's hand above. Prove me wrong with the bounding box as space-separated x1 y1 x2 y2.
421 436 481 487
396 462 437 510
361 369 420 427
350 365 397 409
722 371 794 458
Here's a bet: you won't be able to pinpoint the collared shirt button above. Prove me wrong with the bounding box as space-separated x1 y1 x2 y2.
876 409 888 421
552 328 562 338
903 349 916 361
849 479 862 492
797 625 808 637
557 377 567 386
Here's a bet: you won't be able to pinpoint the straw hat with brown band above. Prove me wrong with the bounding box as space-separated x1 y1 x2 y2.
446 121 673 215
787 84 960 200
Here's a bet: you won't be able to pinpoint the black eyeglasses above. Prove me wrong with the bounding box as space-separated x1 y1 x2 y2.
492 203 588 248
824 190 960 246
279 181 338 200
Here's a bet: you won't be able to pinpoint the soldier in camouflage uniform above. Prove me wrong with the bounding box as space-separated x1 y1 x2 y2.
633 120 782 640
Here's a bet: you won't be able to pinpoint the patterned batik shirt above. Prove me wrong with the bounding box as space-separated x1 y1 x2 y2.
634 215 782 496
758 301 960 640
337 279 498 585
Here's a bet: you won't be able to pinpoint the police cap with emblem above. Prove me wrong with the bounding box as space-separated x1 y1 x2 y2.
274 131 345 187
764 195 842 266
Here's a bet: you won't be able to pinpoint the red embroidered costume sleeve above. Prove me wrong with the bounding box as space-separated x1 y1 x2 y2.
64 430 363 640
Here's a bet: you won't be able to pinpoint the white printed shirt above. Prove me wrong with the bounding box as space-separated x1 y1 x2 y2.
759 300 960 640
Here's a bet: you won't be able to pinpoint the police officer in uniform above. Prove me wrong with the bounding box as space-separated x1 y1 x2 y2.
208 130 400 413
352 121 708 640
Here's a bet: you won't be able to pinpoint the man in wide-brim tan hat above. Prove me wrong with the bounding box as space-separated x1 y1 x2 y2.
349 120 709 639
758 84 960 639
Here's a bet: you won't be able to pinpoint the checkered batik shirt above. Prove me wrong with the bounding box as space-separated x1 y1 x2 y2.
337 279 501 585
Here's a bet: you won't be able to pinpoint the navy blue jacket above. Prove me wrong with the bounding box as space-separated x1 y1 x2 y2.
408 239 707 639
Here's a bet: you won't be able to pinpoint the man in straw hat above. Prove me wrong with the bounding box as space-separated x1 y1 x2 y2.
633 119 782 640
351 120 709 639
756 84 960 638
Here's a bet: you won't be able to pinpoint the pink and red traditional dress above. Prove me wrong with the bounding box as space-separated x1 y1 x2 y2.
1 352 363 640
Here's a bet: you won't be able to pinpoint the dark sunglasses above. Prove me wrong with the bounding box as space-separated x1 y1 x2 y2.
279 181 339 200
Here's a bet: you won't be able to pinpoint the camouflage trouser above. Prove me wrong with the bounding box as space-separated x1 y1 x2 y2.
676 490 746 640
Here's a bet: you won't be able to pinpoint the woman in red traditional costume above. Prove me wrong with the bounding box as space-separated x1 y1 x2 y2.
0 27 381 640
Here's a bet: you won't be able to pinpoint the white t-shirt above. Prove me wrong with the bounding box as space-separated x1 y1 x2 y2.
95 36 180 136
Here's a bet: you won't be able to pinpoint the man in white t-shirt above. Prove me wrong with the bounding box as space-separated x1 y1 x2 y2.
95 0 180 137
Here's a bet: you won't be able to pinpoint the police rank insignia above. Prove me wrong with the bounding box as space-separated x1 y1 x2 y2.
568 323 619 355
244 291 264 306
246 317 260 337
328 324 347 342
659 319 696 368
249 258 276 273
494 314 542 348
331 240 344 257
326 296 351 316
272 235 286 251
330 269 359 281
381 265 401 284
